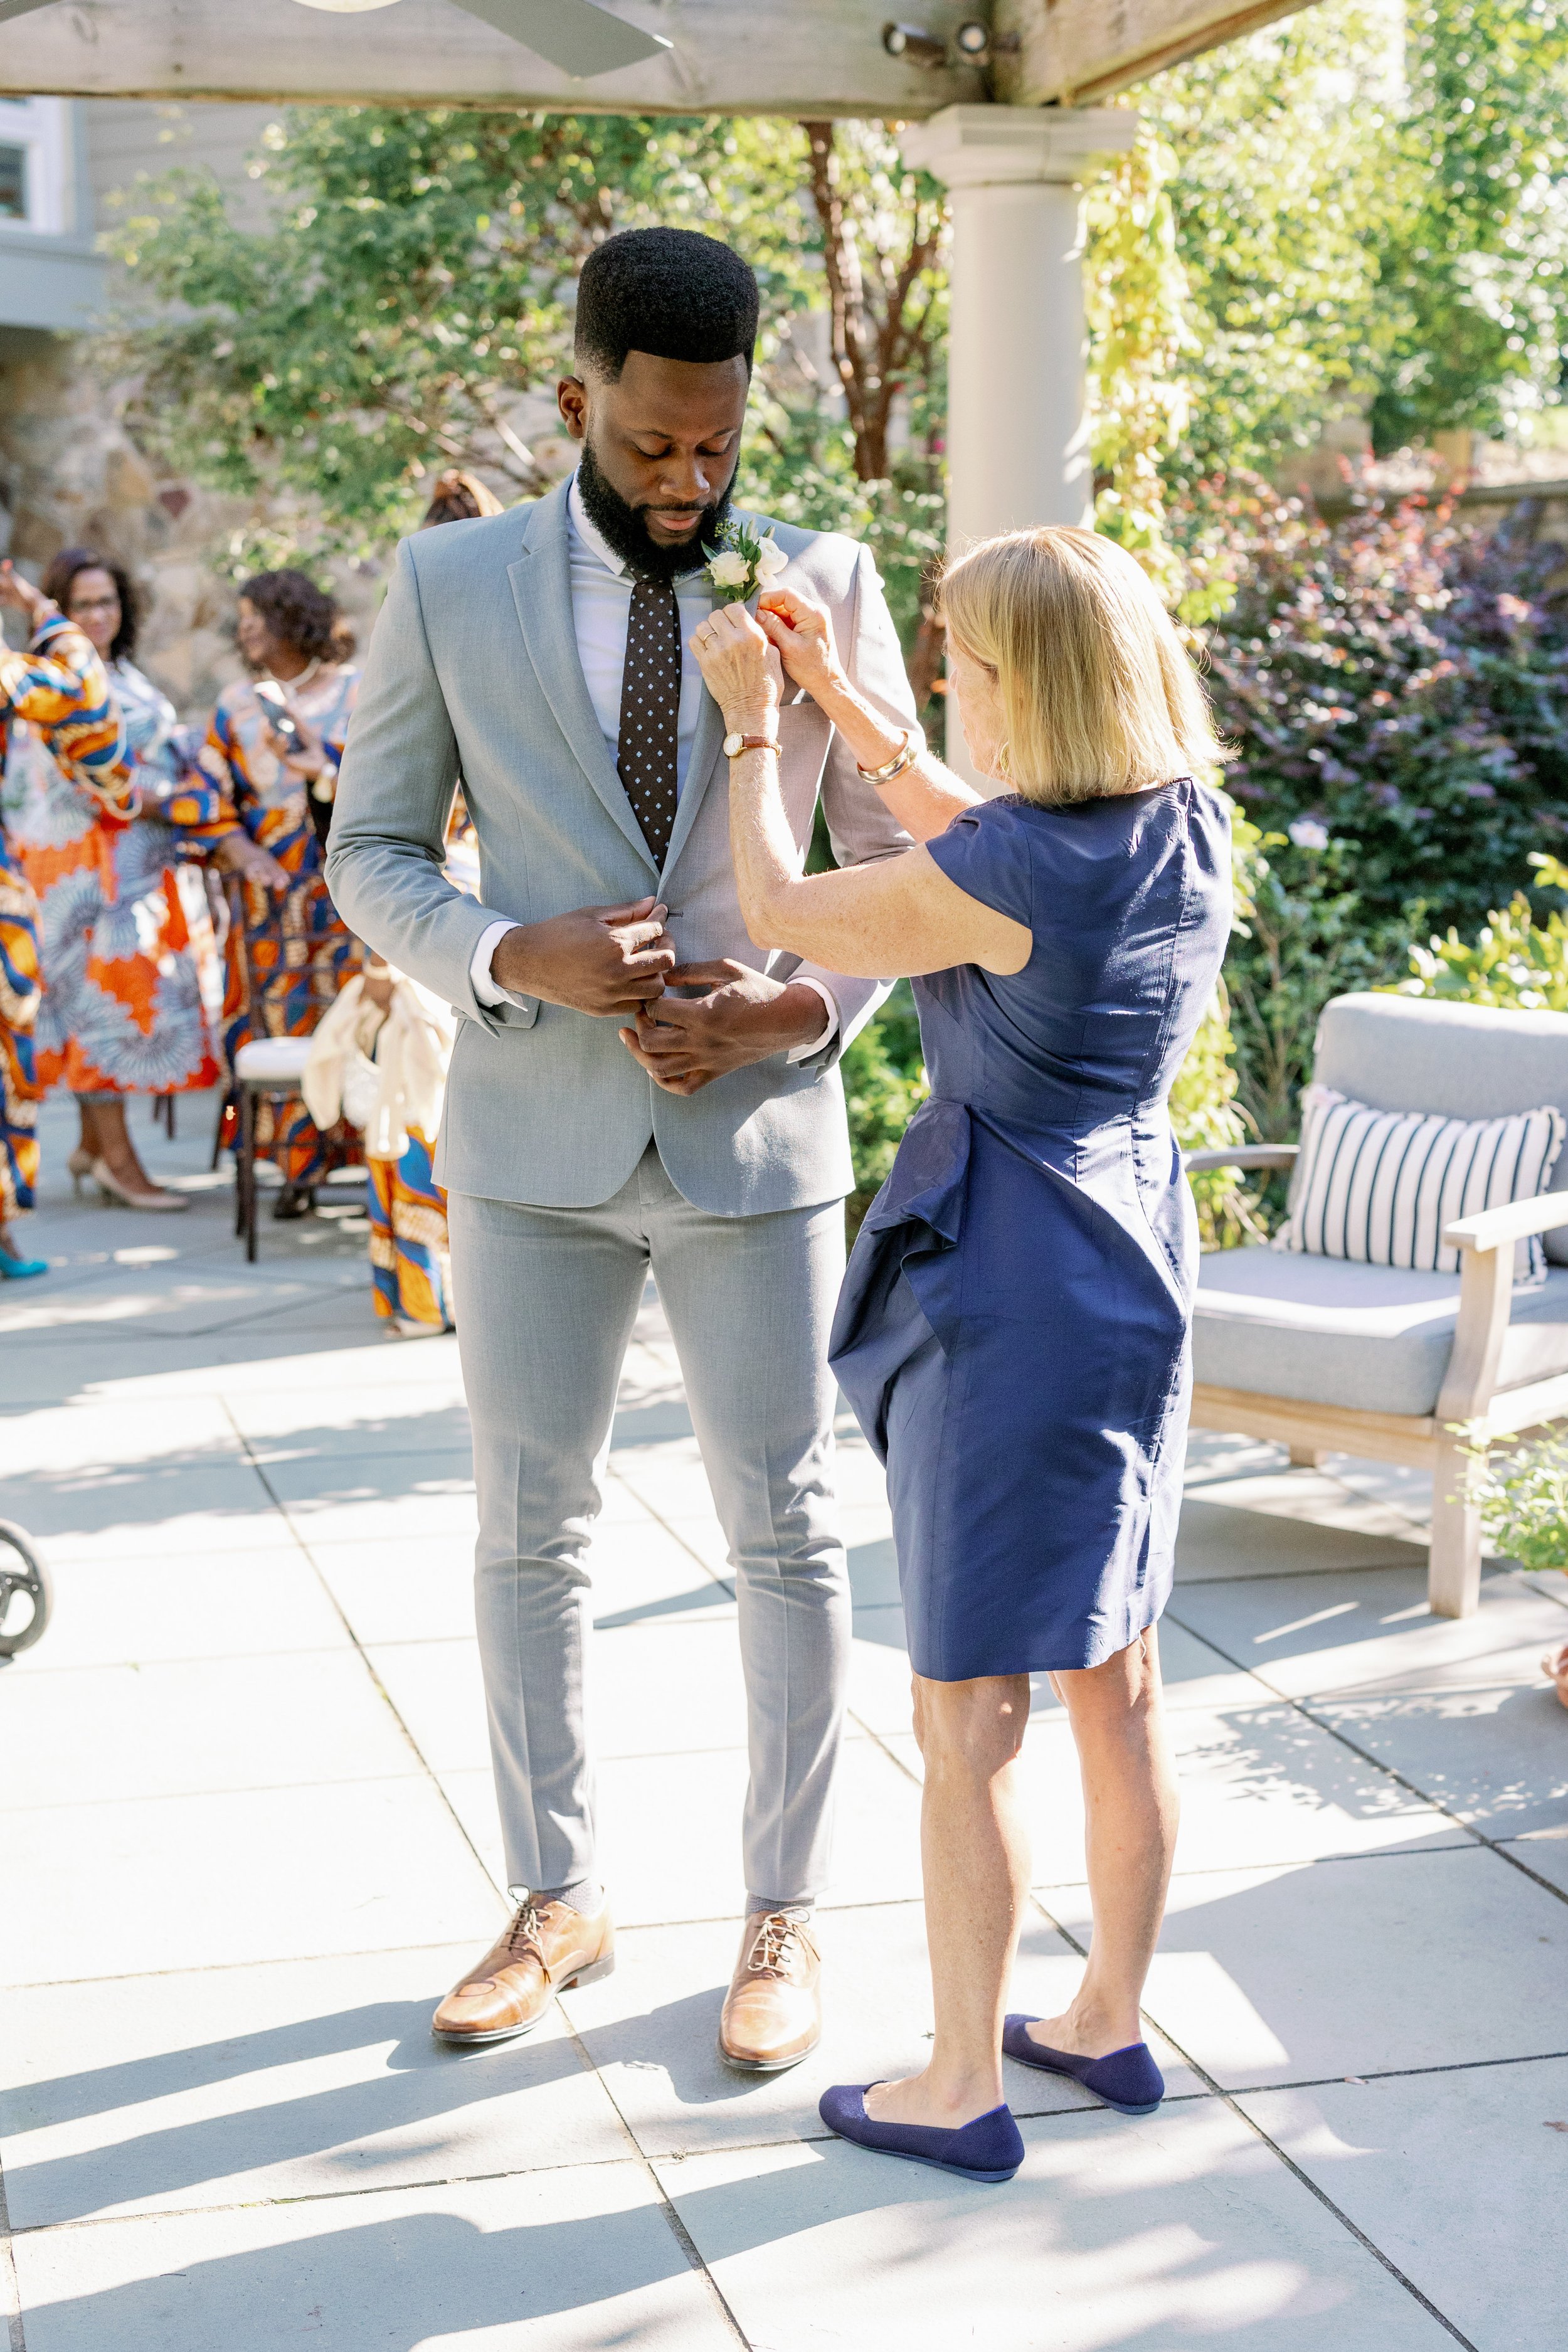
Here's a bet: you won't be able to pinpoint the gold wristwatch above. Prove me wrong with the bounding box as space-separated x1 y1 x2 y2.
723 730 779 758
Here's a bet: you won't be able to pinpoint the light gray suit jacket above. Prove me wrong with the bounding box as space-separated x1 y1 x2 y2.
327 479 916 1216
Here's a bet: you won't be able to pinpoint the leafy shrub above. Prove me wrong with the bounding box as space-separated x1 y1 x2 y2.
1421 852 1568 1579
1463 1431 1568 1574
1224 824 1412 1141
1167 977 1266 1248
1192 481 1568 934
1401 851 1568 1007
842 983 928 1237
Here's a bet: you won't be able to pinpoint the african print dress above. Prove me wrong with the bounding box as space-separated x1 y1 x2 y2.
174 665 363 1187
4 655 220 1101
366 1129 452 1330
300 964 455 1332
0 618 133 1217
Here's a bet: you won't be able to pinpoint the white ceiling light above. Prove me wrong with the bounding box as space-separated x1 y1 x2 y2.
292 1 402 12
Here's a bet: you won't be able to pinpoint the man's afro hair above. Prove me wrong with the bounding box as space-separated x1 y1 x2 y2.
574 228 759 381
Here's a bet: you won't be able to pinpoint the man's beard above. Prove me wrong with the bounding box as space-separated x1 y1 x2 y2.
575 438 734 583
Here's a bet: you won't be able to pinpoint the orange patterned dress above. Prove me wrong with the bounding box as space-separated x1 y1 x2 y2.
0 617 133 1214
172 665 363 1186
4 654 219 1101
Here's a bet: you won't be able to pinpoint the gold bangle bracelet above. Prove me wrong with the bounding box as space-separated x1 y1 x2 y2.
857 730 917 787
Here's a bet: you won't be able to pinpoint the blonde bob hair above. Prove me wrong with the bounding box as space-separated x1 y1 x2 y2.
940 526 1222 805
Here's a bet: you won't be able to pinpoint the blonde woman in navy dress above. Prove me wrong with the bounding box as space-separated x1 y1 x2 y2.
689 527 1231 2185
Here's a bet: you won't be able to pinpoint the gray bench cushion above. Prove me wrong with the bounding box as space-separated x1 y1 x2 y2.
1193 1248 1568 1416
1315 995 1568 1265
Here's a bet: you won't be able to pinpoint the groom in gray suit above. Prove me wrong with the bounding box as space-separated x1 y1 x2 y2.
329 228 915 2069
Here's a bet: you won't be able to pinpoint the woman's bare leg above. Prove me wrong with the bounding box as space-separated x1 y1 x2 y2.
864 1672 1031 2130
1026 1626 1179 2057
87 1098 158 1193
1544 1641 1568 1712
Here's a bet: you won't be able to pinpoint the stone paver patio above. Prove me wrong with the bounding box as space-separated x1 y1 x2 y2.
2 1090 1566 2349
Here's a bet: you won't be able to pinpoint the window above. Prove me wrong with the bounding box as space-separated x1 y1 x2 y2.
0 145 25 223
0 100 71 235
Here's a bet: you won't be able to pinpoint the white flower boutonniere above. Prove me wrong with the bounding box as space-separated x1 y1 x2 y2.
702 516 790 605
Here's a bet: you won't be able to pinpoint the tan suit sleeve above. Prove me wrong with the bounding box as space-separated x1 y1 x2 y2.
787 544 919 1064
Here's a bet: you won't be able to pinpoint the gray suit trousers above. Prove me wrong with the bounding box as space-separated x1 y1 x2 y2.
448 1147 850 1910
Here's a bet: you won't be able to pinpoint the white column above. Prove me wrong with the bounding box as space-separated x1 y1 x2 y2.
901 106 1136 768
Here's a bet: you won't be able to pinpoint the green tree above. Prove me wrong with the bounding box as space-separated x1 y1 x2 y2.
108 108 948 681
108 108 821 563
1133 0 1404 484
734 120 948 709
1084 117 1197 606
1125 0 1568 480
1371 0 1568 450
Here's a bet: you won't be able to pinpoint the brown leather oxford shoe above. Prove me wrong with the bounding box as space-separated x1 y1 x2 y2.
718 1909 822 2072
431 1896 615 2046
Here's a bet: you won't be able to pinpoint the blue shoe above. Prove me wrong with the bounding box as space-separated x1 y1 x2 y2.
818 2084 1024 2183
1002 2019 1164 2116
0 1244 46 1280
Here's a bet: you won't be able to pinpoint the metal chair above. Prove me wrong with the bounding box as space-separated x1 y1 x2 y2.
220 874 313 1261
231 1033 314 1262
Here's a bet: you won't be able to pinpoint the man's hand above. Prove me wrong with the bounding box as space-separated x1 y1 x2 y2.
492 897 675 1017
620 961 827 1096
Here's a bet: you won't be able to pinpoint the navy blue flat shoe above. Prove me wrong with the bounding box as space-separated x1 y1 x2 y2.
818 2084 1024 2183
1002 2019 1164 2116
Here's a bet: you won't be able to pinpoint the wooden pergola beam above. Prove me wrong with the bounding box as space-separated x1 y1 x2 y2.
0 1 983 115
0 0 1324 114
993 0 1320 109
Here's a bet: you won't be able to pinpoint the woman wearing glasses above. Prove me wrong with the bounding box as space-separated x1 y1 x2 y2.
3 548 218 1210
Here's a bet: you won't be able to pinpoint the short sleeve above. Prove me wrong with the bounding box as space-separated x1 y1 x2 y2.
925 802 1035 929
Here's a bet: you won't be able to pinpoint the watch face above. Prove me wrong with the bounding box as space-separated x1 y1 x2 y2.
723 732 742 757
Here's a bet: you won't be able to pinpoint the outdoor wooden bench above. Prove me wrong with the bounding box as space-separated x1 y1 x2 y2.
1184 992 1568 1618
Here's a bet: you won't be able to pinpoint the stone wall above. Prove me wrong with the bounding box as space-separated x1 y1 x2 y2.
0 323 406 720
0 323 253 715
0 322 573 723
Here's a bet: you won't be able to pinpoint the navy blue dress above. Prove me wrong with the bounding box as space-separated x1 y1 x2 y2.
829 781 1232 1681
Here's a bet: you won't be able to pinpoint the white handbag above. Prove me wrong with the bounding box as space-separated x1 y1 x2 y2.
339 1044 383 1135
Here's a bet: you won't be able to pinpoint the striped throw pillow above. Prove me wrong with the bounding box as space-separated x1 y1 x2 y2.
1279 1084 1565 1283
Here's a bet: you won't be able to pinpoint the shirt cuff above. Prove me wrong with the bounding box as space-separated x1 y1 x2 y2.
471 919 526 1009
787 977 839 1064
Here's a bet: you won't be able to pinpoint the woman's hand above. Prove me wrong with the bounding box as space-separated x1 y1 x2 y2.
212 830 290 894
688 603 782 731
755 586 847 708
0 561 58 633
361 963 397 1014
260 701 327 784
757 581 921 787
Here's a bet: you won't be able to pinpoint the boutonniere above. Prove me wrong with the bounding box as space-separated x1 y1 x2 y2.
702 516 790 605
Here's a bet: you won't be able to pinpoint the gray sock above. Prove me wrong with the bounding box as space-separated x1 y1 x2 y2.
746 1899 813 1920
529 1879 603 1916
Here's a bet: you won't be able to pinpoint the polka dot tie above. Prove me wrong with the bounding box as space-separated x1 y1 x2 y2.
617 571 682 873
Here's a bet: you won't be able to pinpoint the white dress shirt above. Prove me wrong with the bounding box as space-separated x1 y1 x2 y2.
471 472 836 1059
